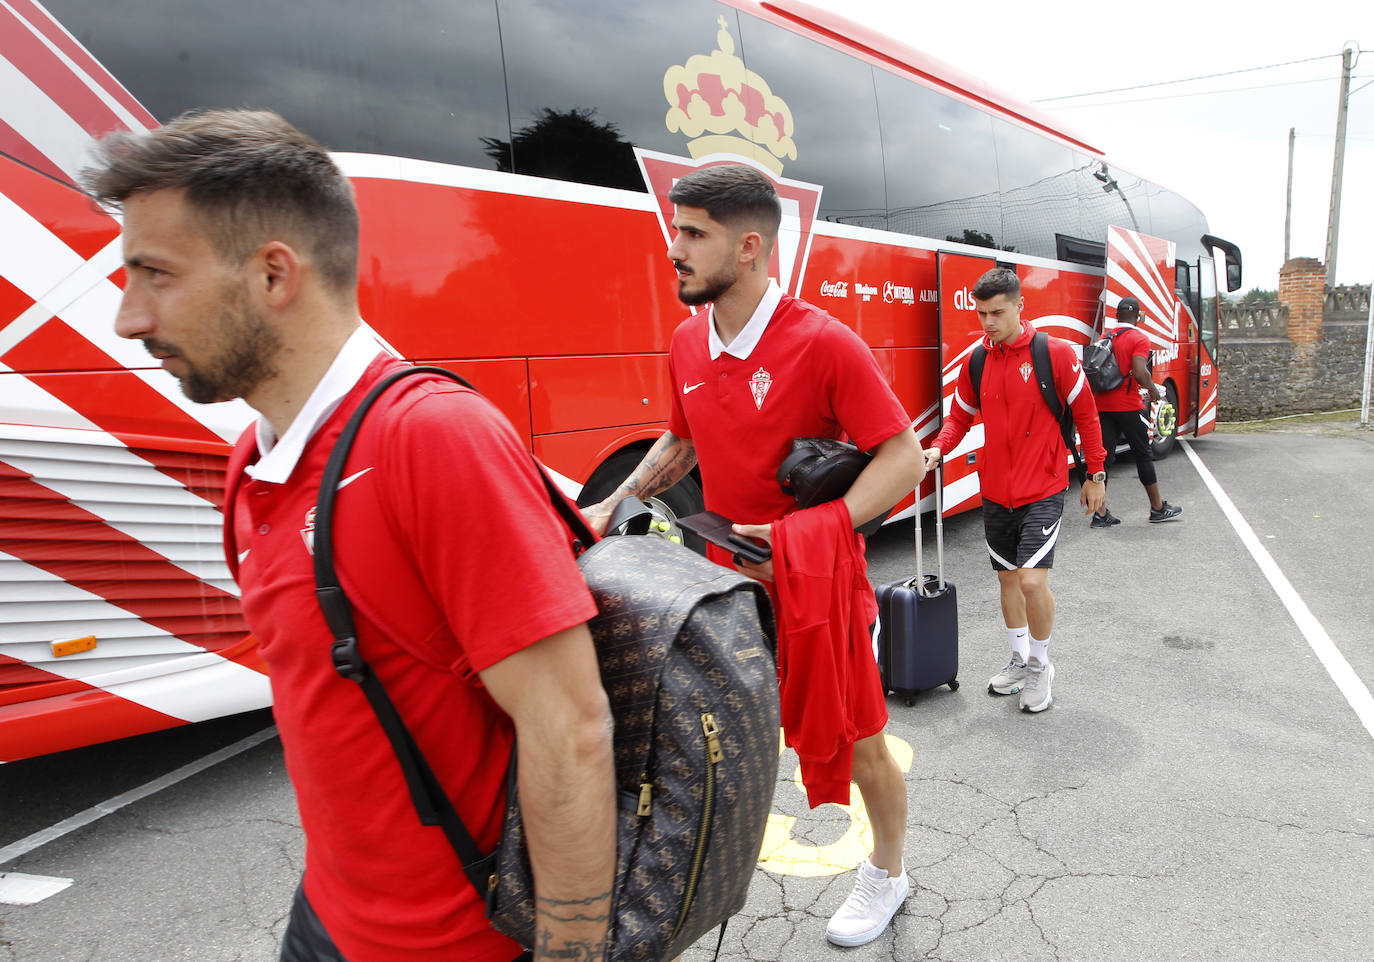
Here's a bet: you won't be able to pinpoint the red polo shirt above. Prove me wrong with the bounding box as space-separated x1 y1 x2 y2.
226 354 596 961
1094 324 1153 412
667 292 911 525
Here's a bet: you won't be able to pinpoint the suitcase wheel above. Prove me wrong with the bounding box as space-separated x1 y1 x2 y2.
904 696 915 707
948 679 960 692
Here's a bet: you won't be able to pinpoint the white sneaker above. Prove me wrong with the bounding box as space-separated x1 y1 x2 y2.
1019 657 1055 713
824 859 909 947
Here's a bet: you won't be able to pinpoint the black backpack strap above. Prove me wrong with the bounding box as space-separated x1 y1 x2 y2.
313 364 499 897
968 344 987 406
1028 332 1086 485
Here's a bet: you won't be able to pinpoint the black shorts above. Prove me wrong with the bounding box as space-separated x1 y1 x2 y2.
982 491 1065 570
1099 409 1157 487
280 882 348 962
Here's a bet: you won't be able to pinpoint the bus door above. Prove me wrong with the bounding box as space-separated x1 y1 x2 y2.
935 251 997 517
1104 226 1184 456
1192 254 1220 437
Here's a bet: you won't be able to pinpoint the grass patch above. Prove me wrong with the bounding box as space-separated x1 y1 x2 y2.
1218 409 1366 434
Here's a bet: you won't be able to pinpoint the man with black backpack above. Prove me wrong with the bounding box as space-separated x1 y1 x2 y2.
922 268 1106 714
1087 297 1183 527
85 109 615 962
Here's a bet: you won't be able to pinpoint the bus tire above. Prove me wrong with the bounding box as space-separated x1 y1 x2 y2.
1150 381 1179 460
577 449 707 554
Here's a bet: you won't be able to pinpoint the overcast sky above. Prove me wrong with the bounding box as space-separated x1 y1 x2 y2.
809 0 1372 293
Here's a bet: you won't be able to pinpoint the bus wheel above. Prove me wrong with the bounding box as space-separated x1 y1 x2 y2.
577 450 706 553
1150 382 1179 459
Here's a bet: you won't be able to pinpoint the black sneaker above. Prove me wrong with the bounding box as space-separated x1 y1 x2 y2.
1090 510 1120 528
1149 502 1182 523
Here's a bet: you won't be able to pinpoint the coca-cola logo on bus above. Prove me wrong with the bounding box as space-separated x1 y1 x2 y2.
820 280 848 298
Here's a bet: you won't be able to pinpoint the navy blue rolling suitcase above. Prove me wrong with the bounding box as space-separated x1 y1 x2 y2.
876 466 959 705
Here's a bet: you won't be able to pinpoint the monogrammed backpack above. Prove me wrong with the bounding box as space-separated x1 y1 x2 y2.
311 366 781 961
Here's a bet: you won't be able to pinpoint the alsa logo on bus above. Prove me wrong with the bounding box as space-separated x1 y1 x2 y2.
638 17 822 297
952 287 977 311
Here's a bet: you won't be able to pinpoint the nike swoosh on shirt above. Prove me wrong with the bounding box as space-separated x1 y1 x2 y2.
337 467 374 490
238 549 251 564
1072 362 1082 373
683 381 706 394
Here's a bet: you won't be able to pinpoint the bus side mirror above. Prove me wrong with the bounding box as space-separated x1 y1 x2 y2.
1202 234 1243 292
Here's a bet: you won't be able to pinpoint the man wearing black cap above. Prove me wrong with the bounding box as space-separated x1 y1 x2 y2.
1090 297 1182 526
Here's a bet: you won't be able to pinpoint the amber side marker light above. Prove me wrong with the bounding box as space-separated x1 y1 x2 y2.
52 635 97 657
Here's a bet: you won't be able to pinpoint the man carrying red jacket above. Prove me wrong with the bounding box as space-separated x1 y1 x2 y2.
922 268 1106 714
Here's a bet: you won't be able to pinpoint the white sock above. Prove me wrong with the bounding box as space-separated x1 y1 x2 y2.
1029 635 1050 666
1007 626 1030 662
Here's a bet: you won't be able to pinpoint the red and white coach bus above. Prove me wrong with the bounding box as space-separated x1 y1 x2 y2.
1 0 1242 759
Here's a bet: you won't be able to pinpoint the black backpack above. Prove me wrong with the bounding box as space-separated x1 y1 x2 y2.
1081 329 1125 393
968 330 1085 483
311 366 781 961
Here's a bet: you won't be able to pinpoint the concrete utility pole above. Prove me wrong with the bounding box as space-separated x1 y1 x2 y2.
1323 46 1354 289
1285 127 1295 263
1362 283 1373 428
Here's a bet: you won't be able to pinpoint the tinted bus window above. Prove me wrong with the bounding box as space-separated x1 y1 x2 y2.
992 119 1079 258
1080 162 1153 239
1148 187 1209 262
44 0 510 170
497 0 735 191
873 70 1001 248
734 14 885 224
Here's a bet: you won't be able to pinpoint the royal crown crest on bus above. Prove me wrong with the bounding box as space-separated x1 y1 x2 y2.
638 17 821 299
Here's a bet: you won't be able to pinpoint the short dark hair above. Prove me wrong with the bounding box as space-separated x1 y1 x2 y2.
667 163 781 243
81 108 358 295
971 267 1020 301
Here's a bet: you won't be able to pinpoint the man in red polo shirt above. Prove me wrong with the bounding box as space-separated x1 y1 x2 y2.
1089 296 1183 527
85 108 614 962
923 268 1107 715
584 163 924 949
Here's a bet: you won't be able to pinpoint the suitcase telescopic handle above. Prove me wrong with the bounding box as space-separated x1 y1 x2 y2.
914 464 946 598
934 463 945 591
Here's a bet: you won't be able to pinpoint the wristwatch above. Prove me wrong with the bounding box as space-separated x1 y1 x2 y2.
1087 471 1107 483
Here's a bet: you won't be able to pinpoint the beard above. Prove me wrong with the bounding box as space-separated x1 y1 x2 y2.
677 261 738 307
152 287 282 404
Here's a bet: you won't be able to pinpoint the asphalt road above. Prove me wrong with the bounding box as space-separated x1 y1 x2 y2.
3 415 1371 961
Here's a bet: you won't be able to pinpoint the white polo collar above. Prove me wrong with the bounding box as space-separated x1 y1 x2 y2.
708 280 781 360
246 325 392 483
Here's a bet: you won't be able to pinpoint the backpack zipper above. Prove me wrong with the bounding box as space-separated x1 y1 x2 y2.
670 712 722 942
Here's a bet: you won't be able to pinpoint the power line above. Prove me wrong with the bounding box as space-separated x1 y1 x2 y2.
1050 75 1361 110
1032 52 1339 103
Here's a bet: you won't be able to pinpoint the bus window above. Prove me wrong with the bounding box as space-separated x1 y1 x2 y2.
872 68 1000 247
44 0 510 170
1176 259 1202 326
1148 186 1210 262
992 119 1079 259
497 0 735 191
1081 162 1153 238
735 13 885 224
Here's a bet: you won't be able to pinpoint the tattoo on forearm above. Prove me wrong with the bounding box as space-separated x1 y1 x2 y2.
533 892 611 959
536 891 610 923
624 435 696 499
535 929 609 961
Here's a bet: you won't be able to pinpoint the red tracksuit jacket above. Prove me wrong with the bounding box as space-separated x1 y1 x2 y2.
935 320 1106 509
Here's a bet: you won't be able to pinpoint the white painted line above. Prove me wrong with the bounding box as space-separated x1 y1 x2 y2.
0 872 74 905
0 725 279 867
1183 440 1374 738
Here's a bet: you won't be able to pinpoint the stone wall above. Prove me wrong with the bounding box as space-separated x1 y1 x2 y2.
1218 267 1370 421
